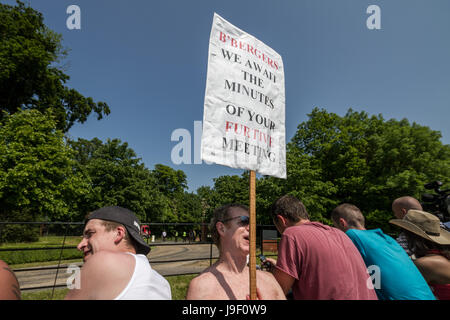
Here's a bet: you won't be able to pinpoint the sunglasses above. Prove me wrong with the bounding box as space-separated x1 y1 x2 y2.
221 215 250 226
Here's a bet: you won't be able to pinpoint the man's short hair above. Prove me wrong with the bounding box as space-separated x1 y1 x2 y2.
271 195 309 222
85 212 139 253
100 220 139 251
331 203 365 228
210 204 248 249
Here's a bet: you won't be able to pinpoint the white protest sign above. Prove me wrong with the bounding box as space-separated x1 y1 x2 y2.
201 13 286 178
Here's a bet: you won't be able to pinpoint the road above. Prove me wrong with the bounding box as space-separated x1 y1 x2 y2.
14 242 219 292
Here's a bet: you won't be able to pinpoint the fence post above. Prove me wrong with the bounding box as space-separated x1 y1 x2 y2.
209 242 213 266
51 224 68 300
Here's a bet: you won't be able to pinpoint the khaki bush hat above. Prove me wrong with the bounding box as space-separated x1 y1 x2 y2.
389 209 450 245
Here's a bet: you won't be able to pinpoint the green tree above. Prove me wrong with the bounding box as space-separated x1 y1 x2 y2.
290 107 450 232
257 146 337 225
153 164 188 196
0 110 90 241
69 138 165 222
0 1 110 132
211 173 249 207
203 108 450 232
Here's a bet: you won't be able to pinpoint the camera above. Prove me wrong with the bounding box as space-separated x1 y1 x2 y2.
421 181 450 223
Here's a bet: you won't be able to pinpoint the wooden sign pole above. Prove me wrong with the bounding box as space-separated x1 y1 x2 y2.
249 170 257 300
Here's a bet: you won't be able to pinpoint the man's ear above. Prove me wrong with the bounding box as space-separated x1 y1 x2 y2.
114 226 126 244
216 221 226 236
276 214 287 227
339 218 347 229
401 208 408 218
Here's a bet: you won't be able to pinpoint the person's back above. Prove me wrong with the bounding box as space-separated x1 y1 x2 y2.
346 228 436 300
277 222 377 300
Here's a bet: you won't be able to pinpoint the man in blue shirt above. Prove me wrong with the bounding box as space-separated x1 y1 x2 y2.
331 203 436 300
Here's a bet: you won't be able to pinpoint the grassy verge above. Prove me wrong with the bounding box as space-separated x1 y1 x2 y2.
0 236 83 265
21 274 198 300
0 236 82 248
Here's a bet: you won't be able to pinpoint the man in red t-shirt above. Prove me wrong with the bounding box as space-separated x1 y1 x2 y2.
265 195 378 300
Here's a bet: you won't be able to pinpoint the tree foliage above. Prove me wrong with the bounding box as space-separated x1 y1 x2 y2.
0 1 110 132
69 138 163 222
68 139 201 224
0 110 90 241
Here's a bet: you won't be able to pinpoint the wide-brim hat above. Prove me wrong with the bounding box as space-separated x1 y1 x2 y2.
389 209 450 245
87 206 151 255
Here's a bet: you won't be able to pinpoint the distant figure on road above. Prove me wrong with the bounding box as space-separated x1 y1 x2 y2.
162 230 167 242
65 206 171 300
186 204 286 300
0 260 21 300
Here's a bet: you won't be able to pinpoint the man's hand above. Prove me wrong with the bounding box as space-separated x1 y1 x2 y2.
246 288 263 300
263 257 277 272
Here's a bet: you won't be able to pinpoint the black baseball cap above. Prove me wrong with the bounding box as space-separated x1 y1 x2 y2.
86 206 151 255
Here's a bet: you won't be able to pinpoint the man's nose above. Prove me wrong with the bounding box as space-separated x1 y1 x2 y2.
77 237 87 251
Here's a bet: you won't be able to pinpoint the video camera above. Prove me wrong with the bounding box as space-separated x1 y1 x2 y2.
421 181 450 223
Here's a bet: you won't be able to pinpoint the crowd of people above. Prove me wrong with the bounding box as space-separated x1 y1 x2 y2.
1 194 449 300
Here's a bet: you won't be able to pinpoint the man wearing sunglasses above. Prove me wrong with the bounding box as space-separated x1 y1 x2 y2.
186 204 285 300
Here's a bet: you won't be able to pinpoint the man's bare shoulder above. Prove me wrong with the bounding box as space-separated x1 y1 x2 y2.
415 254 450 283
0 260 18 282
65 251 135 300
186 267 221 300
256 270 286 300
0 260 21 300
256 269 277 282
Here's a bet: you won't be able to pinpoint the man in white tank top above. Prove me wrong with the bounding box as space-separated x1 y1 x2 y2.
65 206 171 300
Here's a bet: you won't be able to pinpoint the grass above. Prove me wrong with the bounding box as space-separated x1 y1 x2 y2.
21 274 198 300
167 274 197 300
22 288 69 300
0 247 83 266
0 236 83 265
0 236 82 248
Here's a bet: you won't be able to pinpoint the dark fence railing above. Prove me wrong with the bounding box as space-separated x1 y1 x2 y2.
0 221 279 292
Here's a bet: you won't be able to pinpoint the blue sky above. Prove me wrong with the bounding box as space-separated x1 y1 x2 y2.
4 0 450 192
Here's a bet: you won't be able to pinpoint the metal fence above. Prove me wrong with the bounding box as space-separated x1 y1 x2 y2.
0 221 279 293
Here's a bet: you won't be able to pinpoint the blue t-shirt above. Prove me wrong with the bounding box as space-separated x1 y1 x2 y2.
346 228 436 300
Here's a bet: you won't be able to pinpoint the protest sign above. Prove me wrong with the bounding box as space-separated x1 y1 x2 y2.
201 13 286 179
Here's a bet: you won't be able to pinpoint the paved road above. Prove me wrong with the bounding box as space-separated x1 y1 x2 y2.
15 242 219 292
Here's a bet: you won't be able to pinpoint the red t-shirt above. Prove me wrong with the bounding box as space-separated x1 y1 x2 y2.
276 222 378 300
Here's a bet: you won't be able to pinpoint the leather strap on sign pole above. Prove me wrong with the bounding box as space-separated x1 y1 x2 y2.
249 170 257 300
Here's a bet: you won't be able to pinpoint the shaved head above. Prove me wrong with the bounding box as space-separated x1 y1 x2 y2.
331 203 365 231
392 196 423 219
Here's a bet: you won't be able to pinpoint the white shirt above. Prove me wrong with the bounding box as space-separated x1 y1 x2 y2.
114 253 172 300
